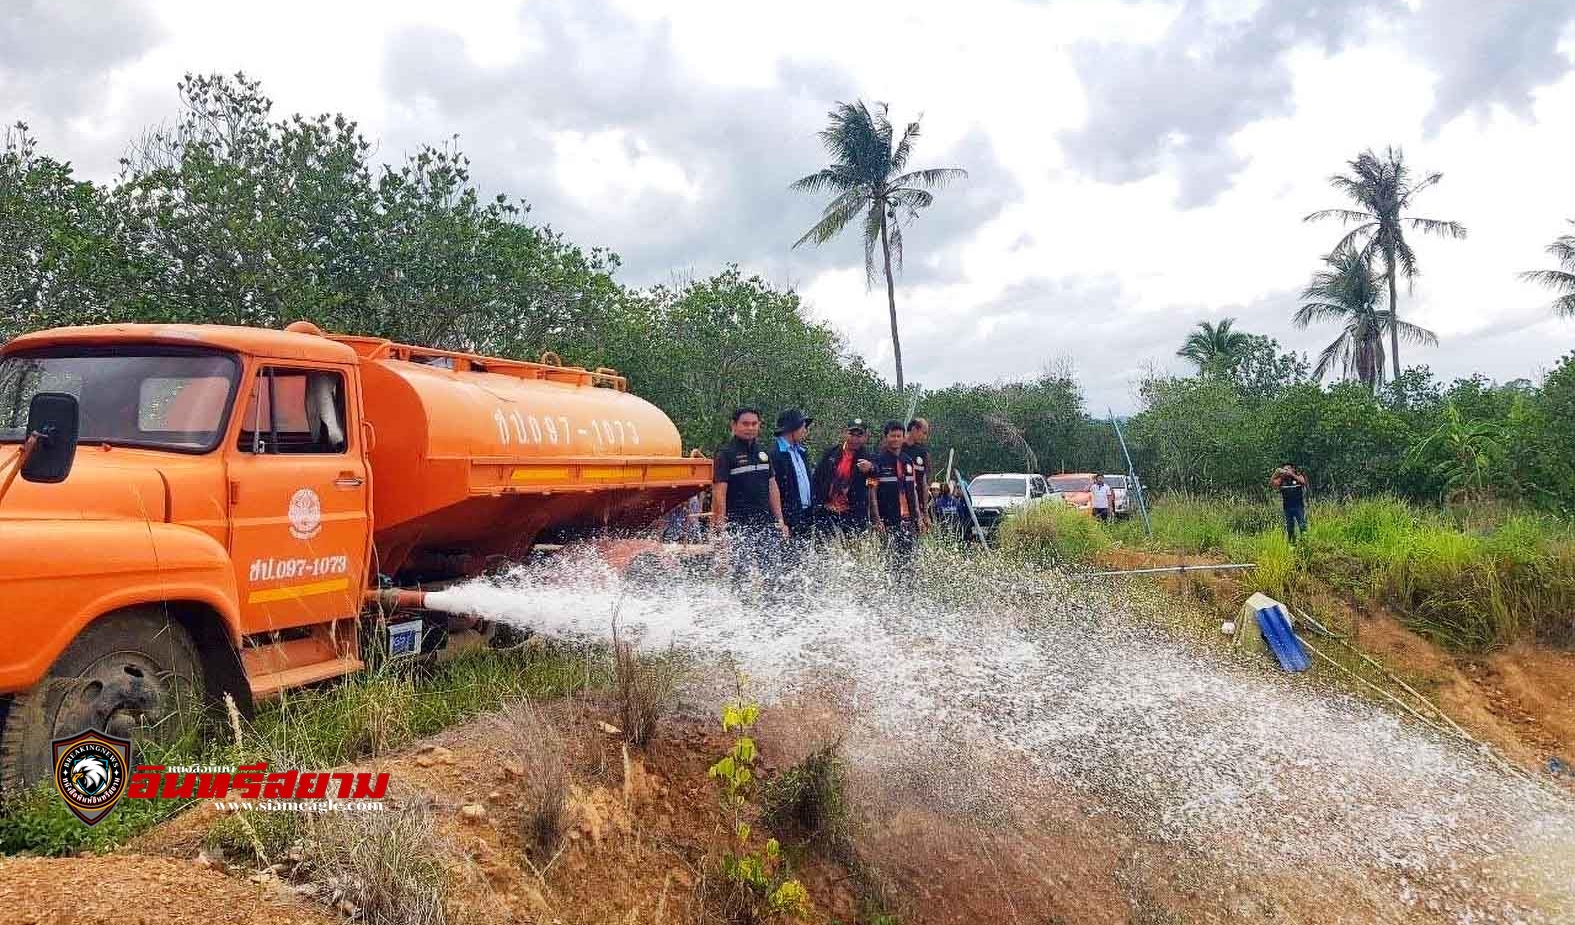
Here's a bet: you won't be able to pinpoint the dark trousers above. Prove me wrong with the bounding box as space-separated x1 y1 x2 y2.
816 510 870 543
1093 507 1112 523
1283 505 1308 542
883 520 917 575
726 521 779 586
779 514 814 573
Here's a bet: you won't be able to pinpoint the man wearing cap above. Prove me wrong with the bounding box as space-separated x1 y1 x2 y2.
769 409 816 572
812 418 876 541
713 408 790 587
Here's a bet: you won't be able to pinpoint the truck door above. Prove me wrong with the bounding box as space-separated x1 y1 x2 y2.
226 365 369 632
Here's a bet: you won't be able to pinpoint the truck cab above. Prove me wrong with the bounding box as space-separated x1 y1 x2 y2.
0 322 708 788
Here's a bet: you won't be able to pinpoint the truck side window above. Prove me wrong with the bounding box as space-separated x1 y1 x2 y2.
236 368 347 455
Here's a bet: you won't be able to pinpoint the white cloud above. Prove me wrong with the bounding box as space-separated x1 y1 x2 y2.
7 0 1575 412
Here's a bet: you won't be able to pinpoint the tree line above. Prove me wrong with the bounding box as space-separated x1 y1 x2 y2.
2 75 1572 512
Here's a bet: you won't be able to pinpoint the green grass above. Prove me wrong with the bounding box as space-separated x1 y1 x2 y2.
1100 494 1575 653
0 642 606 857
995 502 1113 566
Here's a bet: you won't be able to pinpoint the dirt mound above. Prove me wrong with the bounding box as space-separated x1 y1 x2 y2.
0 854 334 925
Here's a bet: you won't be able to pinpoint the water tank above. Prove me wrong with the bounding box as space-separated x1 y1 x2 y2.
340 336 708 577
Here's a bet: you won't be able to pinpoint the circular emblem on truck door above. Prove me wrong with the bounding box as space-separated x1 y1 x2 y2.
288 488 323 540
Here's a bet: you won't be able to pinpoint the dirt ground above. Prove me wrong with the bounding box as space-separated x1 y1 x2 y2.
3 560 1571 924
1 693 1480 925
1095 545 1575 779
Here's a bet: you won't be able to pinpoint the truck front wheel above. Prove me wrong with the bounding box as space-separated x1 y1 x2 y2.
0 609 202 792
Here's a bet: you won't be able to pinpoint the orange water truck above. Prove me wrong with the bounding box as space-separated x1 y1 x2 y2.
0 321 710 787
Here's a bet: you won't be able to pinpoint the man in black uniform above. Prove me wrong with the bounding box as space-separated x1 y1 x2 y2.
1270 462 1310 543
868 421 921 575
812 418 875 541
904 417 933 533
712 408 790 586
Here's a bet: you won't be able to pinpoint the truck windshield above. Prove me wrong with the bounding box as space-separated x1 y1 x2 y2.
0 347 240 452
1051 475 1094 493
969 476 1027 497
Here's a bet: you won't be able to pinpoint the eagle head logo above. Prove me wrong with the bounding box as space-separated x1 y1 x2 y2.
71 755 110 796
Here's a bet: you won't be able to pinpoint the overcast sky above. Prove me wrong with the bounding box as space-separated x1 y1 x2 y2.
4 0 1574 411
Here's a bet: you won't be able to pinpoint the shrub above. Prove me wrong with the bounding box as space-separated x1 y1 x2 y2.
996 502 1111 566
761 740 851 853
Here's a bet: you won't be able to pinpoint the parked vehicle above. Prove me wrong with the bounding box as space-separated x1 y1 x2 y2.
1103 474 1134 517
0 320 711 787
965 472 1050 532
1047 472 1098 513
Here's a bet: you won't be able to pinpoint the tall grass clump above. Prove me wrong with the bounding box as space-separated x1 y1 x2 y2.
996 502 1112 566
612 637 685 748
305 800 450 925
482 702 569 853
1124 494 1575 652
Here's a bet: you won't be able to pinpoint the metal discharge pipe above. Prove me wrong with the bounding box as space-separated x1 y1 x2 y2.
1085 563 1256 578
366 587 477 616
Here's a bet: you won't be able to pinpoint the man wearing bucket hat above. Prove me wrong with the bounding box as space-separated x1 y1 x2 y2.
769 409 816 566
812 417 876 541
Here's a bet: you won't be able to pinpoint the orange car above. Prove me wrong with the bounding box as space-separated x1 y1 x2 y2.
1048 472 1099 513
0 321 710 787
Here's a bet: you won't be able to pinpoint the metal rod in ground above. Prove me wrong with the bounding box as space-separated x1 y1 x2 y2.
953 468 990 547
1086 563 1256 578
1108 408 1151 536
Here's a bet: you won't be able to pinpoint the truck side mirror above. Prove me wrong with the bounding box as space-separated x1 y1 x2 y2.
21 392 80 484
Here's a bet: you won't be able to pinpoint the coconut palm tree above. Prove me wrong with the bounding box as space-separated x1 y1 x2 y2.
1519 220 1575 318
791 101 967 392
1176 318 1251 376
1294 248 1438 390
1305 147 1466 382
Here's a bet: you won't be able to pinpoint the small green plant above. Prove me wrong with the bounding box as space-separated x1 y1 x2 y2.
707 694 812 923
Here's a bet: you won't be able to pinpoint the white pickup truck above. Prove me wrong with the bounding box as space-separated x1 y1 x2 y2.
965 472 1051 532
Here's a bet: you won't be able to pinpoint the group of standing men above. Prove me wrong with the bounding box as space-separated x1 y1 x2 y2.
711 407 936 583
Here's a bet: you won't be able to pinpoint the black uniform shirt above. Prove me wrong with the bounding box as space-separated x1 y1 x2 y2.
1278 477 1306 510
870 449 920 526
714 437 776 524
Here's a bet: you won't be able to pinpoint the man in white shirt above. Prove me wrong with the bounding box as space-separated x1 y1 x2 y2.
1089 473 1114 523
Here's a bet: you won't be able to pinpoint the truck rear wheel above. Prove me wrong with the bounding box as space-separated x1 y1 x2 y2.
0 609 202 792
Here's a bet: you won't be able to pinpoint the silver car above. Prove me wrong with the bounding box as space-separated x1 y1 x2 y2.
965 473 1050 531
